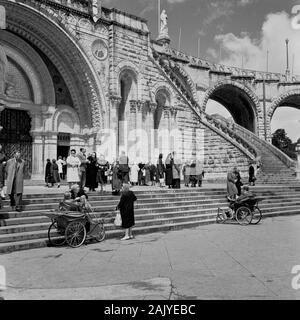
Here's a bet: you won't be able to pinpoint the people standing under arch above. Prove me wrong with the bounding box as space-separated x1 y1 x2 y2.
97 154 110 194
5 151 25 212
66 149 81 189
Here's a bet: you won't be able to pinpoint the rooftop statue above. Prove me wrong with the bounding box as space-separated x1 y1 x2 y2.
160 9 169 37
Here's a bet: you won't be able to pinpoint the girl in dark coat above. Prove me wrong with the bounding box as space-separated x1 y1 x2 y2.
165 153 173 188
86 152 98 191
116 184 137 240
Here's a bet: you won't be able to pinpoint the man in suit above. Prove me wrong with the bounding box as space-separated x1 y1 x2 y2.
77 148 89 190
5 151 25 212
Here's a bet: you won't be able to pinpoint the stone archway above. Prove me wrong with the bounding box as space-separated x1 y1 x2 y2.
201 80 262 134
268 89 300 121
2 0 104 129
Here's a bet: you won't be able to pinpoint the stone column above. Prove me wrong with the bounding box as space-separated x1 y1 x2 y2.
128 100 137 161
109 95 121 160
149 102 157 162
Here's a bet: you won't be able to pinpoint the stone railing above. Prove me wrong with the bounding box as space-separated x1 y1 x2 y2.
232 122 297 169
168 47 300 83
151 49 257 160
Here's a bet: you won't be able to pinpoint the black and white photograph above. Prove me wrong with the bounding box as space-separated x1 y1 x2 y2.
1 0 300 307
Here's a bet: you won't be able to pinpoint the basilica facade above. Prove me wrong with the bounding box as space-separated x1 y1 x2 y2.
0 0 297 181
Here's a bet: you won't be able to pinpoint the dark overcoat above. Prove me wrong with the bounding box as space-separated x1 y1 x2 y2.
5 158 25 195
0 152 7 187
117 190 137 228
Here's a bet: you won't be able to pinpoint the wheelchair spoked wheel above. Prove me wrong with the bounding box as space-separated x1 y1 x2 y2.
65 221 86 248
250 206 262 225
216 208 227 224
48 221 66 247
94 222 106 242
235 206 253 225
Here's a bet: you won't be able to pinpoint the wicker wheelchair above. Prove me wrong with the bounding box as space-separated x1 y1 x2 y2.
45 201 105 248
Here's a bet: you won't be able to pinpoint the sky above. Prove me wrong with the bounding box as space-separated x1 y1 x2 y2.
102 0 300 141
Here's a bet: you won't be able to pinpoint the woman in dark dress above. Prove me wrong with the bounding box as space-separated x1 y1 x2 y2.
52 159 60 188
156 153 165 187
116 184 137 240
97 154 110 194
45 159 53 187
111 161 122 195
165 153 173 188
86 152 98 192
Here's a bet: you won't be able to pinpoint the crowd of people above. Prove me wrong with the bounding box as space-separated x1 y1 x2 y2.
44 150 206 195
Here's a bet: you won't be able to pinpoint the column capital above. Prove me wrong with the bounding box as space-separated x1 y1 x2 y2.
110 95 122 108
137 100 145 112
149 102 157 113
170 106 179 118
163 106 170 118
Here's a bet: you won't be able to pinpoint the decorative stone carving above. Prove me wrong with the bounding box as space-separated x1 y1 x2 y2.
92 39 108 61
129 100 137 113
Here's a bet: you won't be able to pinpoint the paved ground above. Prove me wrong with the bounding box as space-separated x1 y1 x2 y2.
1 215 300 300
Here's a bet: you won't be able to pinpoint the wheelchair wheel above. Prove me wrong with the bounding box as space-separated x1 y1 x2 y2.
235 206 252 225
251 206 262 225
216 208 227 224
48 221 66 247
94 222 106 242
65 221 86 248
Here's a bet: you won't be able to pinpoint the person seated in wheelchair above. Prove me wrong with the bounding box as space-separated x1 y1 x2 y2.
236 185 255 204
59 185 94 231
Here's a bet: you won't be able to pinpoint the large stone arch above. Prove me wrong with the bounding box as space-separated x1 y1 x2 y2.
268 89 300 121
0 30 55 105
151 82 176 107
2 0 104 129
201 80 263 134
52 105 81 134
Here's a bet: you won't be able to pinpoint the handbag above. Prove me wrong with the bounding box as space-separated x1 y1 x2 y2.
114 211 122 227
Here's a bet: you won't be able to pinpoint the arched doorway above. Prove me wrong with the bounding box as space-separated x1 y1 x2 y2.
0 109 32 178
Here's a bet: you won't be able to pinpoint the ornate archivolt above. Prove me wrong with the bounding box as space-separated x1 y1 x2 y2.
52 105 81 134
2 0 106 129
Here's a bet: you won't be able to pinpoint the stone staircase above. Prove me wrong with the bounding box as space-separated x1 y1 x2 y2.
151 49 297 183
1 186 300 254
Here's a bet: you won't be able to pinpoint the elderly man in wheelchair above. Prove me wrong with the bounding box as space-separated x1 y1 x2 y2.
225 185 255 219
59 184 93 231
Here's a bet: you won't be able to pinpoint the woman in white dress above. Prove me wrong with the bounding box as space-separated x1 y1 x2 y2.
66 149 81 189
129 162 139 186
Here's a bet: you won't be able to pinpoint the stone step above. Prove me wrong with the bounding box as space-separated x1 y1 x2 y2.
1 198 299 235
1 193 299 219
1 205 300 254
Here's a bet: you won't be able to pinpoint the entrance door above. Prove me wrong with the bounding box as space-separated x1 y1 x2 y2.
57 132 70 158
0 108 32 179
